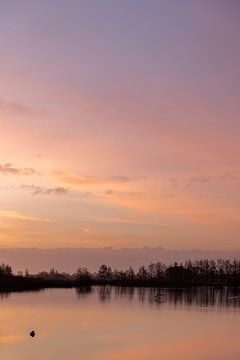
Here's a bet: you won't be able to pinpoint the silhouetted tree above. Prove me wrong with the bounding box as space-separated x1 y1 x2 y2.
0 263 12 277
97 264 113 282
126 266 135 281
25 268 29 277
76 267 92 284
137 266 148 281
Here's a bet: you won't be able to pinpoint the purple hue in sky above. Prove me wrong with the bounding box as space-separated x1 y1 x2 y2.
0 1 240 255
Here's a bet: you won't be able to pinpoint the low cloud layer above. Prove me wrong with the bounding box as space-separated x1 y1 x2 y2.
0 247 239 273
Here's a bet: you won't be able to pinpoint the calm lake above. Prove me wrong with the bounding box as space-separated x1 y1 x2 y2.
0 286 239 360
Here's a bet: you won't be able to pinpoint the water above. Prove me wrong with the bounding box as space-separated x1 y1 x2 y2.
0 286 240 360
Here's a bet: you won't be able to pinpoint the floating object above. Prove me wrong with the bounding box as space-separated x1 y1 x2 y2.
154 292 164 303
154 293 164 298
30 331 35 338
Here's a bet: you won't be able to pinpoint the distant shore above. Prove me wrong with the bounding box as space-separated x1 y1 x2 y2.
0 258 239 292
0 276 239 293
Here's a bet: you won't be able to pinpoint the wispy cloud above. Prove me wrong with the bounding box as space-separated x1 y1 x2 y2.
185 172 240 188
0 163 38 176
0 97 44 117
105 189 144 197
21 185 68 196
81 228 95 235
56 172 131 186
0 210 51 222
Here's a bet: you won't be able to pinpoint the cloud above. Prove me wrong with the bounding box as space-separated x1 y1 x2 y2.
105 189 144 197
0 210 51 222
0 163 38 176
185 172 240 187
96 216 168 227
56 173 131 186
81 228 95 235
0 247 239 273
0 97 43 117
105 189 114 195
21 185 68 196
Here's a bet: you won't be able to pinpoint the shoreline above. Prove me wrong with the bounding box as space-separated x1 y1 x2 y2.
0 276 239 293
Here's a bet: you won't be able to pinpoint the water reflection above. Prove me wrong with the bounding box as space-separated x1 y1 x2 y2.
0 287 240 360
75 286 240 308
0 292 10 300
114 285 135 302
75 286 92 297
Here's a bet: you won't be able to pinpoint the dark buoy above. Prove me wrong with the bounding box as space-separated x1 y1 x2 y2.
30 331 35 338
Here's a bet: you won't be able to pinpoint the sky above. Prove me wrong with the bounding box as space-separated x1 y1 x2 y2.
0 1 240 251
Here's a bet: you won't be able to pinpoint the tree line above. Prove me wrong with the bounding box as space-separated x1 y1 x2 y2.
74 259 240 286
0 259 240 288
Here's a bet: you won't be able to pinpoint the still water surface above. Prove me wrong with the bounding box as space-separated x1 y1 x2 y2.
0 286 239 360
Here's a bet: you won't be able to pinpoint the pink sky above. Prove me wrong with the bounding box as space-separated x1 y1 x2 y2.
0 1 240 250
